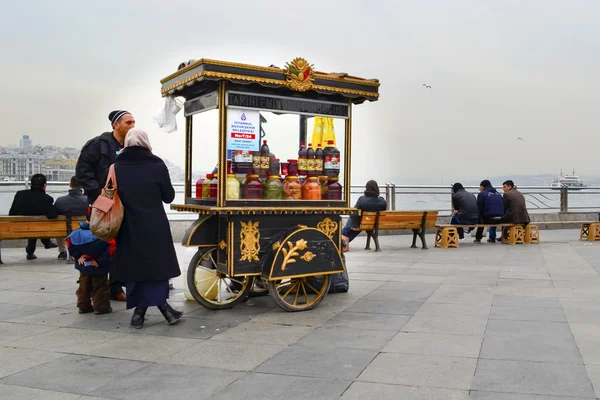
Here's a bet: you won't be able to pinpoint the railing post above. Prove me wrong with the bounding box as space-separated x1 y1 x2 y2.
391 183 396 211
560 187 568 213
386 183 390 211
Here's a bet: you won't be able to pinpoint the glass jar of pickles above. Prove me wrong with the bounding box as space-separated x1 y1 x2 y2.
243 174 263 199
226 174 240 200
302 176 322 200
264 175 283 200
319 176 329 198
283 175 302 200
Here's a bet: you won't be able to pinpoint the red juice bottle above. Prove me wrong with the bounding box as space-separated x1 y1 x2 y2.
306 143 315 177
314 144 324 176
298 142 308 176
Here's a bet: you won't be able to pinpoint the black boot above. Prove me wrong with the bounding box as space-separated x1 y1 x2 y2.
130 306 147 329
158 303 182 325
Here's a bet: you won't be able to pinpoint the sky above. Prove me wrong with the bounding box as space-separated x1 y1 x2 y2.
1 0 599 185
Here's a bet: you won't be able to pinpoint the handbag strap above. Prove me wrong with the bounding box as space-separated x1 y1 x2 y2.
105 164 118 190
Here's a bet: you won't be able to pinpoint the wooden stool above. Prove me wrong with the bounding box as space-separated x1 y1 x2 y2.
502 225 524 245
525 224 540 244
581 223 600 241
435 227 459 248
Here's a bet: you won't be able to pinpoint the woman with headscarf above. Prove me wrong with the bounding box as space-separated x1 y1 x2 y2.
113 128 182 329
341 180 387 251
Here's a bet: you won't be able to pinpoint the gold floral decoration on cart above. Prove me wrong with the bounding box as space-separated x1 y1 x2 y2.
281 239 317 270
317 218 338 240
219 240 227 251
284 58 315 92
240 221 260 262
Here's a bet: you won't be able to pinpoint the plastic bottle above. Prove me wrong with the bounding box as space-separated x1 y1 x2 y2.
323 140 341 177
195 176 204 198
202 174 213 199
315 144 324 176
233 150 253 175
298 142 308 176
260 140 270 176
306 143 315 177
252 151 261 174
210 174 219 200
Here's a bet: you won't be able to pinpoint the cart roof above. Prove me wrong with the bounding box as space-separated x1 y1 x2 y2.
160 58 380 104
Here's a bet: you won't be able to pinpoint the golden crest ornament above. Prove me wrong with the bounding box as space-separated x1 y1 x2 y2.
240 221 260 262
284 57 315 92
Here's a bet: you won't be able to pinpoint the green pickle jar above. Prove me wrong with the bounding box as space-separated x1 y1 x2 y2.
264 175 283 200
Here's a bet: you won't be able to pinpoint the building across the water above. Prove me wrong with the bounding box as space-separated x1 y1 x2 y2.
42 159 77 181
19 135 32 149
0 155 42 181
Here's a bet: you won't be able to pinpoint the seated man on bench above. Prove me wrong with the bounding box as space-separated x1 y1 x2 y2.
475 180 504 243
8 174 59 260
341 180 387 251
499 180 530 228
451 183 479 240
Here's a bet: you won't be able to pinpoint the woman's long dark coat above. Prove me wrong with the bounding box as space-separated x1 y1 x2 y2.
113 146 180 283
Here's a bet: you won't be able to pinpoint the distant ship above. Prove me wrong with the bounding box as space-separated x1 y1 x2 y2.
550 168 586 190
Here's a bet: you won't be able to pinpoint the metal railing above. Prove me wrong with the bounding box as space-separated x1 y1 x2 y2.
3 181 600 218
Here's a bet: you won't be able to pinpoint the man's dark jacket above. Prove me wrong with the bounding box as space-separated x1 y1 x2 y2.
54 189 89 216
9 188 58 218
452 189 479 221
76 132 122 204
477 185 504 217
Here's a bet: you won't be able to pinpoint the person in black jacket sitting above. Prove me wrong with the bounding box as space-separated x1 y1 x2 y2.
54 176 89 260
451 183 479 240
8 174 59 260
341 180 387 251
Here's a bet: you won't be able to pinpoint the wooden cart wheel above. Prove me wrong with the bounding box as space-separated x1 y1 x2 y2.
249 278 269 297
267 275 331 312
187 247 253 310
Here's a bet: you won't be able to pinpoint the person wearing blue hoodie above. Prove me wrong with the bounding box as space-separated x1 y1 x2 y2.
475 180 505 243
66 208 113 314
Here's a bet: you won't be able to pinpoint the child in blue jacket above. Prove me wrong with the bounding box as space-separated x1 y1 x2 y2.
66 208 113 314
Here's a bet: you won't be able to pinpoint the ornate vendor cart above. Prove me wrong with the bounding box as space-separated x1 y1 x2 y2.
159 58 380 311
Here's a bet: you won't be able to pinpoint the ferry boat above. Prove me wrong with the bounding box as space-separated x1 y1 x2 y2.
551 168 586 190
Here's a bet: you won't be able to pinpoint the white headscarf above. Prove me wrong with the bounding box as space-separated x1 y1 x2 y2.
124 128 152 151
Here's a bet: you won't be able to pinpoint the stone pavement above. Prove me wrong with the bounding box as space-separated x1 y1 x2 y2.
1 229 600 399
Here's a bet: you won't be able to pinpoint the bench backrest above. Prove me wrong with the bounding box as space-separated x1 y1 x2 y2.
359 211 439 230
0 216 85 240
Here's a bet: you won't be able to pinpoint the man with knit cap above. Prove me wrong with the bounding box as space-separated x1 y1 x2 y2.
475 179 505 243
75 110 135 301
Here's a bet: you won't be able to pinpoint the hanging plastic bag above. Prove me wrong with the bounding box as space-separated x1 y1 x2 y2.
153 97 183 133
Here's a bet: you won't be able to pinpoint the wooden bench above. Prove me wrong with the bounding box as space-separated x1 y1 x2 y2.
0 216 85 264
352 211 439 252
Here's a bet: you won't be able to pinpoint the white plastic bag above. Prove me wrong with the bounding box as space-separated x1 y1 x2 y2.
153 97 183 133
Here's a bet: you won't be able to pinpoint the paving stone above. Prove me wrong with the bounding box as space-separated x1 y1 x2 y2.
66 310 162 332
469 391 593 399
211 321 313 346
489 305 567 322
357 352 477 390
0 354 148 395
345 299 424 315
0 290 75 307
0 303 53 321
0 347 65 379
383 332 483 358
585 364 600 398
570 323 600 365
77 332 201 362
363 289 433 302
249 309 338 327
164 340 286 371
0 384 82 400
91 363 244 400
493 295 562 308
390 274 446 284
401 315 488 336
0 321 55 344
7 307 96 327
348 272 396 281
481 320 582 363
414 302 491 318
497 278 555 288
7 326 125 353
340 382 469 400
323 312 410 331
137 315 235 339
210 372 351 400
426 285 495 306
298 325 397 350
472 359 595 398
255 344 377 380
377 281 440 292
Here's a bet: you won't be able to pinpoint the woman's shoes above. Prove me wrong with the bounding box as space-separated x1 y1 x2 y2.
158 303 182 325
130 306 147 329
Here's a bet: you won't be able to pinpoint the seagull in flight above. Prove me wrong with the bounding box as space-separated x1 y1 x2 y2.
422 84 432 89
518 137 524 141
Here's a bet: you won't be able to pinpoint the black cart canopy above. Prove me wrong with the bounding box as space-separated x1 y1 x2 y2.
160 58 380 104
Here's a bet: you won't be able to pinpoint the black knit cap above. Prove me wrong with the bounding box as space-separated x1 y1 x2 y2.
480 179 491 187
108 110 130 126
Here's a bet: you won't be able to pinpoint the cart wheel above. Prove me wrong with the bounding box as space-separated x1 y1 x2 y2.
187 247 253 310
249 278 269 297
267 275 331 312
